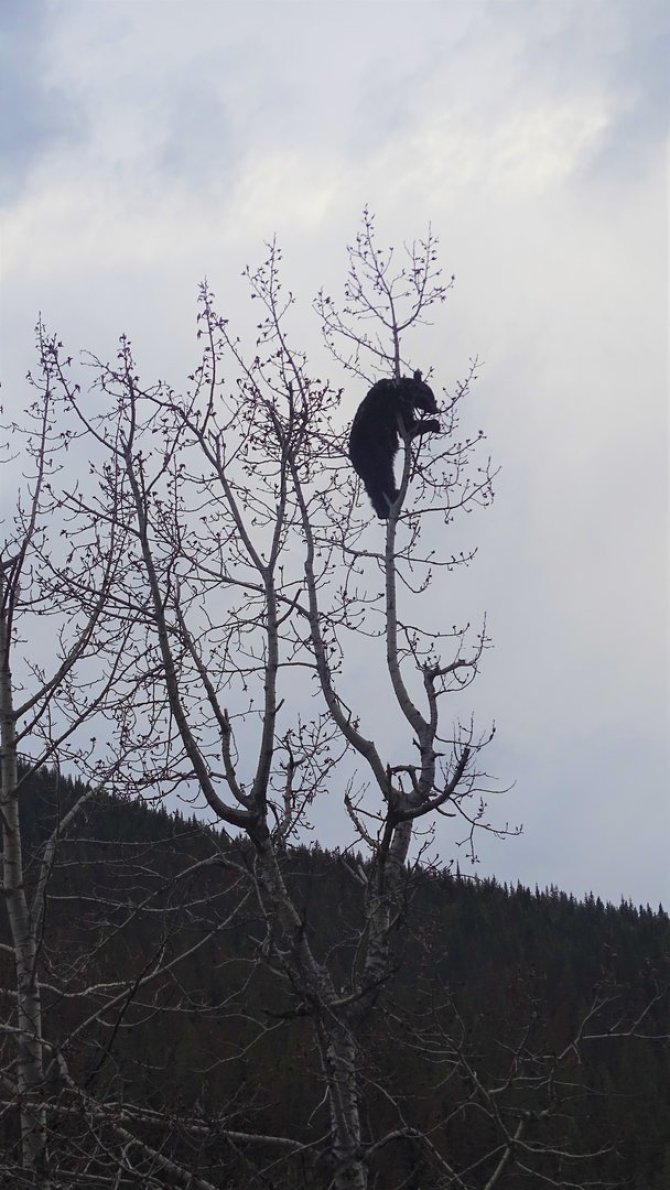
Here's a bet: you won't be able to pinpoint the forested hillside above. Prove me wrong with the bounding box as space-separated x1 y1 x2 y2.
2 766 667 1189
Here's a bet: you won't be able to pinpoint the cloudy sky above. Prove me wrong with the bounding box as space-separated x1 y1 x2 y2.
1 0 668 906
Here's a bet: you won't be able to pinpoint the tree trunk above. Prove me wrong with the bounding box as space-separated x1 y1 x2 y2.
0 607 48 1177
321 1018 367 1190
254 834 369 1187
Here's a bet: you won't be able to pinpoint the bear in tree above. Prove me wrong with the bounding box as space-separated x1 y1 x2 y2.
348 371 440 519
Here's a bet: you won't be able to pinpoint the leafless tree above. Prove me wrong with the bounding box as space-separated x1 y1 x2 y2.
28 212 500 1190
0 332 258 1187
0 349 135 1177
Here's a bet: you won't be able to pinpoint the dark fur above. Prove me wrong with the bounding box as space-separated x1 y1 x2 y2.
348 374 440 518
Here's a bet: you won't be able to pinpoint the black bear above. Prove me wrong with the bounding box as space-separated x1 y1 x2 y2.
348 372 440 518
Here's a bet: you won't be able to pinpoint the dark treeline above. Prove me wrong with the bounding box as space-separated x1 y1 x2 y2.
3 765 669 1188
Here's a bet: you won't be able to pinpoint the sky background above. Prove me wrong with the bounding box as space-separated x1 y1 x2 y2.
1 0 668 907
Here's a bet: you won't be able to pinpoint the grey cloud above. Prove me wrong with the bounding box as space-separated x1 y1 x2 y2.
509 0 669 179
157 79 237 183
588 15 669 178
0 0 81 204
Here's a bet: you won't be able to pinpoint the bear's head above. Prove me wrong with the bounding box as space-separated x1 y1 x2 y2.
396 371 438 415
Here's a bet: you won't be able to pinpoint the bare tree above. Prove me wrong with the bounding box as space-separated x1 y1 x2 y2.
0 333 257 1187
0 343 135 1177
31 212 499 1189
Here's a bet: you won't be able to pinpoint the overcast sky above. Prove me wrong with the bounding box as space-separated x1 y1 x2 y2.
1 0 668 907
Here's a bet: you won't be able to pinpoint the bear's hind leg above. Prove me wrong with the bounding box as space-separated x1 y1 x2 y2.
362 447 399 519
